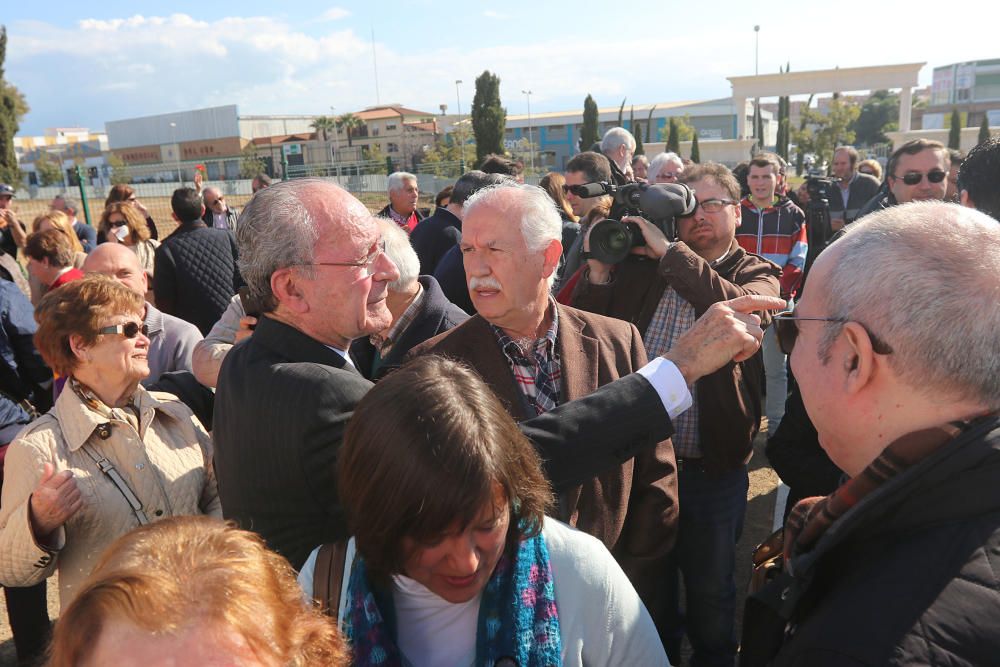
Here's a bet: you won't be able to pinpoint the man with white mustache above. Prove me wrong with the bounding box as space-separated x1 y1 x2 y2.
571 162 781 666
412 182 680 631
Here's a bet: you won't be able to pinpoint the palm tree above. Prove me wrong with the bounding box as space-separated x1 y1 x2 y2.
337 113 363 148
310 116 336 167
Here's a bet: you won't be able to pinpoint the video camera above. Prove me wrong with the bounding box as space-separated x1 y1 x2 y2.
805 174 837 203
570 181 697 264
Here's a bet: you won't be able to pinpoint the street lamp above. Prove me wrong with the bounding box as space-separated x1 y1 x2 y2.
753 25 761 145
169 121 181 184
522 89 535 175
455 79 465 173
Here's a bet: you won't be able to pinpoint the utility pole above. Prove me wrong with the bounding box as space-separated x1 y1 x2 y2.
753 25 761 148
522 89 535 175
455 79 465 174
169 121 181 183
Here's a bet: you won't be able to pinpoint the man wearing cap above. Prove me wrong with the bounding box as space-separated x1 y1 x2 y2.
0 184 28 258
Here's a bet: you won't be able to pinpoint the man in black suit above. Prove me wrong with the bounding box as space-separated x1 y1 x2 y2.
349 218 467 381
212 177 780 569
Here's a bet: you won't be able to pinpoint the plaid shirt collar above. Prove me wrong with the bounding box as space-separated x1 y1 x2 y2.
369 283 424 355
489 298 560 362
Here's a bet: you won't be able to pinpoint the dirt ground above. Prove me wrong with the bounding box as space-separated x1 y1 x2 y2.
0 428 779 665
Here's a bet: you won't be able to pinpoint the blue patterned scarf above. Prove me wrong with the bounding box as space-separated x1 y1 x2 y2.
344 531 562 667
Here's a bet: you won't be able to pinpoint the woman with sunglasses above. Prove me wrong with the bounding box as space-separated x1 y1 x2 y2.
0 275 221 609
105 184 159 241
99 202 160 301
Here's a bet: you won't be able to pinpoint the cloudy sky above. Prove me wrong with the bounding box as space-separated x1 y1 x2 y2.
5 0 998 135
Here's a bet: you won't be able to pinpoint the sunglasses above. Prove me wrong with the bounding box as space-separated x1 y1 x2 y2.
773 312 893 356
207 196 225 206
98 322 148 338
108 219 128 228
895 169 947 186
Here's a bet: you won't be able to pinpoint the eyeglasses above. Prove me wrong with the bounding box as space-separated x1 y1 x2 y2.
678 198 736 217
297 239 387 276
108 219 128 228
894 169 947 186
98 322 148 339
773 312 893 356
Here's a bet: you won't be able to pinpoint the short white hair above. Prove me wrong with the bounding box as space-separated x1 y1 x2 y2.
647 152 684 180
600 127 636 156
387 172 417 193
820 201 1000 408
377 218 419 292
462 183 563 289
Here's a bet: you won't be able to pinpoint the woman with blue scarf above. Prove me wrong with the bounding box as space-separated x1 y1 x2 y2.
299 355 669 667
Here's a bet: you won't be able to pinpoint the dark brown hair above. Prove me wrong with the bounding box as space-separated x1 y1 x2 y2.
25 229 74 267
539 172 577 222
99 201 150 245
34 274 144 376
104 183 136 207
887 139 948 180
339 356 553 581
680 162 741 201
565 151 612 184
46 516 346 667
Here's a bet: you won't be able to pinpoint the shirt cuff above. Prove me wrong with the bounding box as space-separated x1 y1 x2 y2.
636 357 693 420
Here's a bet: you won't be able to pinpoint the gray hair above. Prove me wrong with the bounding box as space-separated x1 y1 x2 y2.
378 217 419 292
820 201 1000 408
647 152 684 181
235 179 322 312
387 172 417 193
463 183 563 289
57 194 79 215
600 127 636 156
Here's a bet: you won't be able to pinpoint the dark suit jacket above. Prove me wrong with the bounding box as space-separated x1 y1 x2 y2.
410 305 678 575
202 207 240 232
409 207 462 275
349 276 468 381
213 315 675 570
433 244 475 315
828 172 882 224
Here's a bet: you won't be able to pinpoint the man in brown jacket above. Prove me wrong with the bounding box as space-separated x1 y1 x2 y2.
572 162 781 667
411 182 678 627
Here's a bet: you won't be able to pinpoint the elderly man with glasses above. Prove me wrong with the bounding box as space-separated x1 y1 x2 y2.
201 186 240 232
572 162 781 666
743 201 1000 665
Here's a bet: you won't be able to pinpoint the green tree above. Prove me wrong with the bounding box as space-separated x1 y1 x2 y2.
948 109 962 149
776 118 790 161
239 144 266 179
690 133 701 163
580 94 599 151
660 114 695 143
419 136 477 178
666 118 680 153
34 152 62 186
470 70 506 163
310 115 336 165
106 153 130 185
617 98 626 126
793 98 860 173
336 113 363 148
851 90 899 146
979 115 992 145
0 27 23 185
645 105 657 144
634 122 644 156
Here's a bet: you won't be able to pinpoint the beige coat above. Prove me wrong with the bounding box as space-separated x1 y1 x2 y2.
0 385 221 607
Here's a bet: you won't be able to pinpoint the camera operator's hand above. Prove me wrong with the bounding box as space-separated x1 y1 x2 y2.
582 224 615 285
622 216 670 260
663 294 787 385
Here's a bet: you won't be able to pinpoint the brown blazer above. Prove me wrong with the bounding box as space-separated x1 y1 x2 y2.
410 303 678 578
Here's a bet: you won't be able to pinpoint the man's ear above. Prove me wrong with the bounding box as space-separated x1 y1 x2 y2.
960 189 974 208
840 321 878 395
270 268 308 314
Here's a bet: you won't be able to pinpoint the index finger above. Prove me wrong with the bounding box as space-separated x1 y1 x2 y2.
723 294 788 314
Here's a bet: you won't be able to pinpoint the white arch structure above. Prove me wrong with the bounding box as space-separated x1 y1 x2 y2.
727 62 925 139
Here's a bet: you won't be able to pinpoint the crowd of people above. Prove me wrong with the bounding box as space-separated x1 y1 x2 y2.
0 125 995 666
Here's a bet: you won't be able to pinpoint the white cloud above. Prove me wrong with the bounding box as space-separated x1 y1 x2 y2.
483 10 508 19
319 7 351 21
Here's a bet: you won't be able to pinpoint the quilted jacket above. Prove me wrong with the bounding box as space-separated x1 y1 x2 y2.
0 386 221 607
153 221 242 335
755 416 1000 666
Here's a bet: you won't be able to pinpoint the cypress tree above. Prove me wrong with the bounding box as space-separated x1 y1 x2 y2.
634 122 644 156
580 94 599 151
667 118 680 153
690 133 701 163
617 98 626 126
948 109 962 150
979 115 991 145
471 70 506 164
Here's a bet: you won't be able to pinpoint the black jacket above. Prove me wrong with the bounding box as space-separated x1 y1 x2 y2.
433 244 475 315
153 221 242 335
213 315 676 569
746 416 1000 666
349 276 468 380
409 207 462 275
202 207 240 232
854 182 896 222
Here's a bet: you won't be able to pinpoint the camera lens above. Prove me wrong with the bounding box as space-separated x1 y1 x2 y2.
589 218 636 264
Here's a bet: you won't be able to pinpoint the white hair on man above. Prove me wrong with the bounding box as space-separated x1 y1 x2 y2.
600 127 636 156
387 171 417 193
462 183 563 288
821 201 1000 409
376 217 419 292
647 152 684 180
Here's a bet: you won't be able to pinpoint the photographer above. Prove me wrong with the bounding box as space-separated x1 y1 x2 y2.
571 162 780 666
